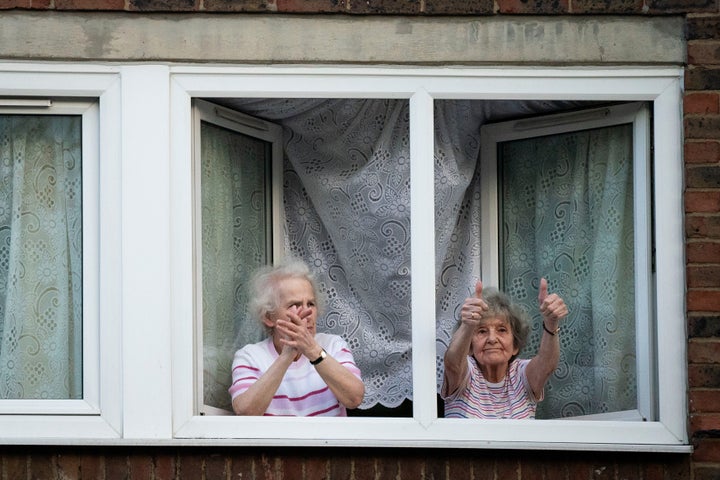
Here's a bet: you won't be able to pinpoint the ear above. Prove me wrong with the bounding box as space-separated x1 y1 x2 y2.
262 313 275 330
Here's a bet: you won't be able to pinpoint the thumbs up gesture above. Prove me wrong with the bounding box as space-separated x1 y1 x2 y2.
460 280 489 326
538 278 568 331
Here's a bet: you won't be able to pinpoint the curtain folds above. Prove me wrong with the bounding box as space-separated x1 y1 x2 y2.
0 115 83 400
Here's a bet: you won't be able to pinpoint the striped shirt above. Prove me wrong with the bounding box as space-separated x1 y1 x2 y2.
441 357 540 419
228 333 362 416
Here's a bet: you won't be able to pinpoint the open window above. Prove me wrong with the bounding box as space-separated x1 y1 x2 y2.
192 99 284 415
478 102 653 421
170 67 686 450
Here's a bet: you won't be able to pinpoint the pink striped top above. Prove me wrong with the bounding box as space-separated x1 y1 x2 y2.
441 358 540 419
228 333 362 416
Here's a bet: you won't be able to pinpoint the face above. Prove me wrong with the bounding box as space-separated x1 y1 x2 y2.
470 316 519 369
263 277 318 336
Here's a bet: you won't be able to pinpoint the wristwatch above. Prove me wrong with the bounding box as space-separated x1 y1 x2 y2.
310 348 327 365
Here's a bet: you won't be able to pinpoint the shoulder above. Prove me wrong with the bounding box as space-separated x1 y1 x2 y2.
233 337 272 362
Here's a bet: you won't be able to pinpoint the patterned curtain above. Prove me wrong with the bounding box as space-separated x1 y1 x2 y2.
201 122 269 411
0 115 83 400
500 124 637 418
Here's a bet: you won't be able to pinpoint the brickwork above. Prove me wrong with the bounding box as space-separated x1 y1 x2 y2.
0 1 718 479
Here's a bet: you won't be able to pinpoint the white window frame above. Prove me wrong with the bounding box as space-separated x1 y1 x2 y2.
169 66 688 451
192 98 285 416
480 102 655 422
0 64 122 440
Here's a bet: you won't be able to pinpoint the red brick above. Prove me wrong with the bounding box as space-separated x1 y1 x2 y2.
229 454 254 480
348 0 421 14
0 0 50 8
571 0 644 14
686 66 720 91
686 191 720 212
79 452 104 480
689 364 720 388
282 453 305 480
29 452 57 480
203 0 275 12
203 454 227 480
397 454 423 479
693 438 720 462
56 453 80 480
687 15 720 40
685 141 720 164
128 454 153 480
691 412 720 432
154 452 176 480
687 215 720 239
105 453 129 480
689 338 720 363
695 465 720 480
646 0 717 14
276 0 347 12
686 165 720 189
690 389 720 413
55 0 125 8
688 266 720 288
688 241 720 263
425 0 494 14
689 315 720 337
177 452 204 479
685 92 720 115
258 454 280 480
689 41 720 65
685 115 720 139
688 289 720 311
496 0 569 13
128 0 198 11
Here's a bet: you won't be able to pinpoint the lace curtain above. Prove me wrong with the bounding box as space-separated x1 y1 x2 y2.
205 98 614 411
0 115 83 400
500 124 637 418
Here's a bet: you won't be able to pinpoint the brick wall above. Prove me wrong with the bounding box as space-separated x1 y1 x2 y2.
0 1 718 479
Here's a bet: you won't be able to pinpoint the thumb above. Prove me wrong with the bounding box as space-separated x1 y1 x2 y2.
538 278 548 305
475 280 483 299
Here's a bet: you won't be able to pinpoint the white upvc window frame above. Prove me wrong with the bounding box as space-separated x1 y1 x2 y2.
192 98 285 416
0 64 122 440
480 102 655 422
169 66 688 451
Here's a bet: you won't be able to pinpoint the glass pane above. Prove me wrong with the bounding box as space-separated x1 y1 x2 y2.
201 121 270 411
500 124 637 418
0 114 83 400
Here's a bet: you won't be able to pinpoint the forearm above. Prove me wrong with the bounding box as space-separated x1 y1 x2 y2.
443 323 473 390
314 356 365 409
232 354 294 416
526 318 560 396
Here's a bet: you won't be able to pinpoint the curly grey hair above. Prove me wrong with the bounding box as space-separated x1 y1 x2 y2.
248 258 322 334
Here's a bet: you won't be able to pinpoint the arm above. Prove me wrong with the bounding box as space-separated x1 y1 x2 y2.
231 345 297 416
443 281 487 396
525 278 568 398
276 310 365 409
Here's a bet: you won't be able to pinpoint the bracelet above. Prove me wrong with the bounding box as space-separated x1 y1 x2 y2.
542 321 560 336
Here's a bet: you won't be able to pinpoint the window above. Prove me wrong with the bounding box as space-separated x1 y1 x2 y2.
169 66 687 450
0 67 121 440
479 102 653 420
192 99 284 415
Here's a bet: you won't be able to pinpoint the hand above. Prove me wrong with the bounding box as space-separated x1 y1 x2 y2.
274 306 319 360
460 281 488 326
538 278 568 329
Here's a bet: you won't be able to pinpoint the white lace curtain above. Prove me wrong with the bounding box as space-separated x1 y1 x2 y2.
0 115 83 400
204 98 635 415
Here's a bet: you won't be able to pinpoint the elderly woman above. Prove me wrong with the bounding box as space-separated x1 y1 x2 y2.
228 259 364 416
442 278 567 419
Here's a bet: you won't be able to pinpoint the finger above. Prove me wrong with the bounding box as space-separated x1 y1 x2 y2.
475 281 483 299
538 277 548 306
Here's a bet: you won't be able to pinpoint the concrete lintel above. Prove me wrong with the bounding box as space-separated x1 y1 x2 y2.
0 12 686 65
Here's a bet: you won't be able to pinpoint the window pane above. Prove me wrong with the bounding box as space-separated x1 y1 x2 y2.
500 124 637 418
0 114 83 400
200 121 271 411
